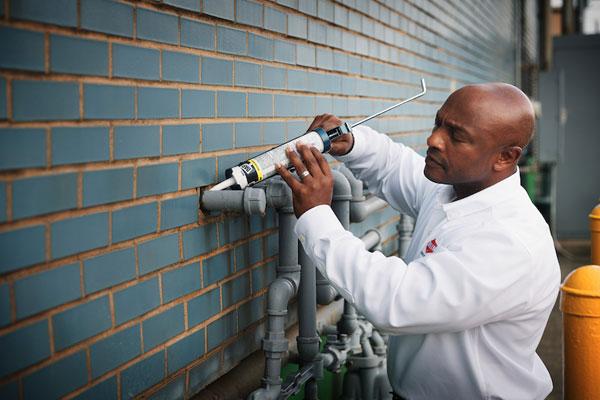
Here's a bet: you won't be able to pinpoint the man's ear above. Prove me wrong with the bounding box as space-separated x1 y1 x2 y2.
493 146 522 172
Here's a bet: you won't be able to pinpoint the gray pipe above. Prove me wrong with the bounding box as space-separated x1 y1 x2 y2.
337 166 388 223
397 214 414 259
297 246 320 364
361 229 381 252
201 187 266 215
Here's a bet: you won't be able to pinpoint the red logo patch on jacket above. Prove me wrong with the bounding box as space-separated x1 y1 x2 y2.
424 239 438 254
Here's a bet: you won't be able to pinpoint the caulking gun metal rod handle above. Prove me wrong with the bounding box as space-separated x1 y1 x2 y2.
350 78 427 128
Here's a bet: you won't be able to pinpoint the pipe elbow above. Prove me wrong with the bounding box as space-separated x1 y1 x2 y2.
267 277 297 311
247 387 280 400
350 196 387 223
265 178 293 211
316 283 338 305
331 170 352 201
337 165 365 202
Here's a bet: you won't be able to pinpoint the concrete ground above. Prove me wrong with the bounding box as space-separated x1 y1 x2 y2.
537 241 592 400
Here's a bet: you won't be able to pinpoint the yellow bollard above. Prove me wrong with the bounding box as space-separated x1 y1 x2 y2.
590 203 600 265
560 265 600 400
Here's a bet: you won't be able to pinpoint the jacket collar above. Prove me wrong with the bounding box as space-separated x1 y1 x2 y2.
440 169 521 220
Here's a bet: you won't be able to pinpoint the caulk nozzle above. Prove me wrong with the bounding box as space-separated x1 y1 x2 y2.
210 177 236 191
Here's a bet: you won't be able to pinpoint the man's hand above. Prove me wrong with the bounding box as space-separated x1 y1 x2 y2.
308 114 354 156
275 143 333 218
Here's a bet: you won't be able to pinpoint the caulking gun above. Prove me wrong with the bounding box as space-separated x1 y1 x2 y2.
210 78 427 191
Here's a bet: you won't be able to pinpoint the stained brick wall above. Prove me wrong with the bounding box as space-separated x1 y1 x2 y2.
0 0 519 398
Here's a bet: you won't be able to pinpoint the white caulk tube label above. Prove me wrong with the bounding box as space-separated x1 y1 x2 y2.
226 128 330 189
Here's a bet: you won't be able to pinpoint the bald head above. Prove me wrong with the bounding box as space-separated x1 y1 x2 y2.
425 83 536 198
450 83 535 149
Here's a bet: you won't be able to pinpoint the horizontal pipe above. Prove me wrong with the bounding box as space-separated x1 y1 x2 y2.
361 229 382 251
201 187 266 215
351 196 388 223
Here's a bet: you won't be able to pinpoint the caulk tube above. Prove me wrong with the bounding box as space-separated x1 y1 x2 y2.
223 128 331 190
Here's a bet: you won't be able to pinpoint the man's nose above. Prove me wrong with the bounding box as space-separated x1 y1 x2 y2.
427 128 444 150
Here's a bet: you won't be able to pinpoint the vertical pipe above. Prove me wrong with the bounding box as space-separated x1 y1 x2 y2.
589 203 600 265
540 0 552 71
562 0 575 34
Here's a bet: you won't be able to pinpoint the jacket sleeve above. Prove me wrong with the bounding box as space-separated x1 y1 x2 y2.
336 125 434 219
295 205 535 334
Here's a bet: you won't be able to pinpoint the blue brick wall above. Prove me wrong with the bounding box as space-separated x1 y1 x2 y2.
0 0 521 397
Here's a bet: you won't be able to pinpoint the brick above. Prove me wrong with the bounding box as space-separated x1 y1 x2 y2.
72 377 117 400
188 288 220 327
12 173 77 220
0 320 50 377
0 381 17 400
251 261 276 292
222 273 250 308
138 87 179 119
51 35 107 76
274 94 295 117
181 19 215 50
181 90 214 119
203 251 230 287
143 304 184 351
167 329 204 373
162 262 201 303
207 310 237 350
297 44 316 67
238 295 265 329
248 34 273 61
23 351 87 400
52 127 109 165
84 247 136 294
163 124 200 155
299 0 317 15
0 284 8 327
235 62 260 88
308 20 326 43
235 122 261 148
112 202 157 243
316 96 333 113
188 353 220 393
248 93 272 118
163 51 199 83
0 128 45 170
0 27 44 71
242 237 263 267
181 157 216 189
0 78 5 119
137 163 178 198
262 66 286 89
266 232 278 257
264 7 286 34
137 8 178 45
83 167 133 207
203 123 233 152
84 84 134 120
113 44 159 80
288 14 307 38
203 0 234 21
318 0 334 21
15 263 80 319
90 325 140 378
217 91 246 118
0 225 45 273
217 26 246 55
114 278 160 325
11 0 76 27
51 212 108 259
54 297 111 353
182 223 218 259
81 0 133 37
13 81 79 121
274 40 295 64
217 153 248 181
221 216 247 245
121 351 165 399
201 57 232 86
236 0 263 27
287 69 306 90
138 234 180 275
114 125 160 160
316 48 333 70
148 375 185 400
164 0 200 11
161 195 198 230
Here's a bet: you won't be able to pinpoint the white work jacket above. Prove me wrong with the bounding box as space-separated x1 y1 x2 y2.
295 125 560 399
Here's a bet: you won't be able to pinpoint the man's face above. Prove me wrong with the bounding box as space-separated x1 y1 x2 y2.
424 92 499 186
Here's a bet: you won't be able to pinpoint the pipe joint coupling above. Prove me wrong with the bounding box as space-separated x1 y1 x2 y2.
262 337 289 353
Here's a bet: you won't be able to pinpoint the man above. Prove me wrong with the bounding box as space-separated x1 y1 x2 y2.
275 83 560 399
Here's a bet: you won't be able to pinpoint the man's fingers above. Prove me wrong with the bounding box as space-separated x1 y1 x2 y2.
296 144 323 178
311 146 331 176
308 114 325 131
285 146 311 178
276 163 302 192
